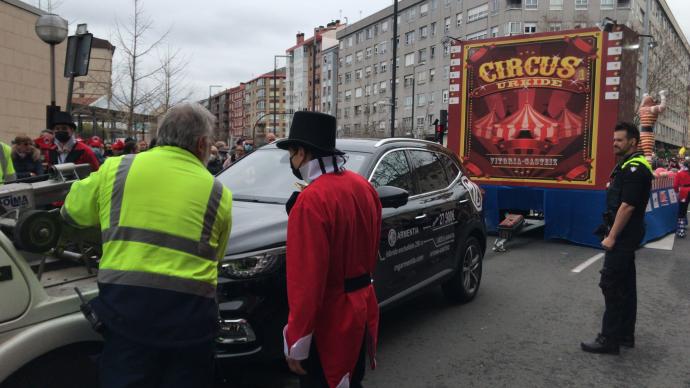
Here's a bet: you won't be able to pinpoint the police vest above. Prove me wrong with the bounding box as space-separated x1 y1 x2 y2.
0 142 15 183
606 153 653 213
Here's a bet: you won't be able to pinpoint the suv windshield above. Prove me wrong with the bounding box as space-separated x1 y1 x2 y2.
217 148 371 203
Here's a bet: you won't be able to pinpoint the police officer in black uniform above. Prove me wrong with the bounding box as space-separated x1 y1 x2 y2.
581 122 653 355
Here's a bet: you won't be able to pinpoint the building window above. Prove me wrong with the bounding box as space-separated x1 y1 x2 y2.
366 27 373 39
525 0 537 9
467 30 488 40
430 45 436 59
382 20 389 32
404 96 413 107
405 31 416 45
417 94 427 106
442 89 449 103
420 25 429 39
443 42 451 56
355 69 363 80
347 36 353 47
420 2 429 15
405 53 415 66
365 66 372 77
430 22 437 36
365 85 372 96
379 41 387 55
524 23 537 34
617 0 630 8
408 6 417 20
491 26 499 37
444 17 451 32
419 48 428 62
379 81 387 92
345 72 352 83
490 0 499 13
508 0 522 10
381 62 388 73
366 47 373 57
549 0 563 10
404 74 414 87
345 55 353 65
508 21 522 36
356 51 363 62
417 70 427 84
549 22 562 31
345 90 352 101
355 88 363 98
468 4 489 22
601 0 614 9
456 13 463 28
575 0 587 10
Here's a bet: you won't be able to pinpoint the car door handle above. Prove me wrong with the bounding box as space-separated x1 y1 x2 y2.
458 199 469 204
415 214 427 220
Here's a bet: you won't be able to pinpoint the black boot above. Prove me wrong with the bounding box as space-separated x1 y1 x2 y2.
581 334 620 355
618 335 635 348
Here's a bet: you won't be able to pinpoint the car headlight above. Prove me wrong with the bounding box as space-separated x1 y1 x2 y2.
222 247 285 279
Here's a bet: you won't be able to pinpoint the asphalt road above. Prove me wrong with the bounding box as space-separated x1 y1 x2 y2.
218 231 690 387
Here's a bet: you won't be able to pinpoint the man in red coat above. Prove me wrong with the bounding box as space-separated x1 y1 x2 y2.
674 160 690 237
46 111 100 171
277 111 382 388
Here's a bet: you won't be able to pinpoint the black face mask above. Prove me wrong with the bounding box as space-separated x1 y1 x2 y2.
55 130 71 143
290 153 303 180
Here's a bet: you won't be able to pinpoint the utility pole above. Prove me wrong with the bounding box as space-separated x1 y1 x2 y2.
390 0 398 138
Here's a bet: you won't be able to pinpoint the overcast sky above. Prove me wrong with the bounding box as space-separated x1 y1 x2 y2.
44 0 690 102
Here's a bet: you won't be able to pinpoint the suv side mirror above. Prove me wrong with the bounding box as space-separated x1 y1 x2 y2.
376 186 409 209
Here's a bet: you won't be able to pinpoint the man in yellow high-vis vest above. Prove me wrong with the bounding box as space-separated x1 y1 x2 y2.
0 141 15 183
62 103 232 388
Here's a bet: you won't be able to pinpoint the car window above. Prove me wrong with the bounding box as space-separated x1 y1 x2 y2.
370 150 416 195
408 150 450 194
217 148 371 203
438 153 461 182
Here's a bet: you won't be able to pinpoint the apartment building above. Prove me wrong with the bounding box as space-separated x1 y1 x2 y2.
336 0 689 147
286 20 345 128
243 67 287 139
229 83 245 138
321 45 339 117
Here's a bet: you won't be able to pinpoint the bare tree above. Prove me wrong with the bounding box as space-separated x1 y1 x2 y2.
112 0 168 136
154 45 192 113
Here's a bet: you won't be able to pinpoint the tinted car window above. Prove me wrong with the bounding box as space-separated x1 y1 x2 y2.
370 150 416 194
408 150 449 194
438 153 461 182
217 148 370 203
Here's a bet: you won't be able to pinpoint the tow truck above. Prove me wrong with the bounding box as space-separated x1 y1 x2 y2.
0 164 103 387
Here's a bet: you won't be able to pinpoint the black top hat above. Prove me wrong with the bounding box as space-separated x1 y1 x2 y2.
276 111 344 156
52 111 76 129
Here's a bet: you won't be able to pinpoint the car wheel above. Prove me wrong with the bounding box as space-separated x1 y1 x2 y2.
442 236 483 303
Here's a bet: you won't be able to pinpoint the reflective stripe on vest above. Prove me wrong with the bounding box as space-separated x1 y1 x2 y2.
100 154 224 262
621 155 653 174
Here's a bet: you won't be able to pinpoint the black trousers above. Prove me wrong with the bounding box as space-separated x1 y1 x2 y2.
599 248 637 341
299 336 367 388
678 199 689 220
99 330 215 388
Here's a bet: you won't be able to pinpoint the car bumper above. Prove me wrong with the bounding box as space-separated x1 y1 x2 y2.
215 274 287 363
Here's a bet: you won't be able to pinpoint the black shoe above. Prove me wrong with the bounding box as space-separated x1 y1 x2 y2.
619 336 635 348
581 334 620 355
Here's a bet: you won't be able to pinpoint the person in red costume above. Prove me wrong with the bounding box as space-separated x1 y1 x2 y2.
276 111 382 388
674 160 690 237
46 111 100 172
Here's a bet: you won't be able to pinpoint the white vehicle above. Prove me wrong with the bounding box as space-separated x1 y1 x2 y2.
0 165 103 387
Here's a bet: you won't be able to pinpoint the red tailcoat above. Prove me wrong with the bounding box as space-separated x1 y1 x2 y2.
283 170 382 388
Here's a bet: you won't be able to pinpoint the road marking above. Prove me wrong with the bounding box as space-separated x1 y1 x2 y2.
571 253 604 273
643 233 675 250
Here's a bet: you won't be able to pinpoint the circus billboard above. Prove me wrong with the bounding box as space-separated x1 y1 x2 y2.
447 27 637 190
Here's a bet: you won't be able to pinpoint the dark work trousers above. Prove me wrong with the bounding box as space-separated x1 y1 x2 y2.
299 336 367 388
599 248 637 341
99 330 215 388
678 199 689 220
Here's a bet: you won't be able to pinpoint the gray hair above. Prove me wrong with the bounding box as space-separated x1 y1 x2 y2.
156 103 215 152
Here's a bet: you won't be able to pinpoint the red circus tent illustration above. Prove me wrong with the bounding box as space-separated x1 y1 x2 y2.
494 103 560 141
472 111 499 139
557 108 583 138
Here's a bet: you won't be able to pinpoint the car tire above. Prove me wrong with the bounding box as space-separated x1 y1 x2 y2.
442 236 483 303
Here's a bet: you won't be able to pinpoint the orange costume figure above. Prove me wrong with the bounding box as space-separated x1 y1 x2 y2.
637 90 666 161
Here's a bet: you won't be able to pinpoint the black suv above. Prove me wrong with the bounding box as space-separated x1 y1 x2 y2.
214 138 486 361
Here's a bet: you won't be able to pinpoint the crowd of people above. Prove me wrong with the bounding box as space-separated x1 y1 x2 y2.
0 111 282 182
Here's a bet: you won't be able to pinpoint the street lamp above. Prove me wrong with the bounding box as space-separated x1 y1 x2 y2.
274 54 291 135
410 61 426 138
35 13 68 129
208 84 222 111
